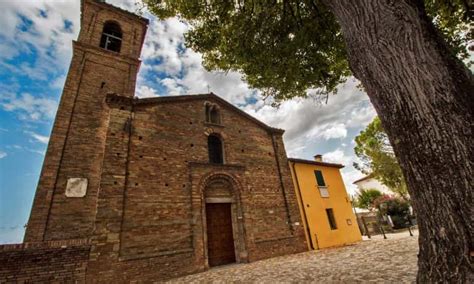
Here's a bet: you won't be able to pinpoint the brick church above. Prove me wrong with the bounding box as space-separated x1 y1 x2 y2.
16 0 307 281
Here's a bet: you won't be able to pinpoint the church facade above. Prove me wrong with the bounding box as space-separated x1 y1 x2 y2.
21 0 306 281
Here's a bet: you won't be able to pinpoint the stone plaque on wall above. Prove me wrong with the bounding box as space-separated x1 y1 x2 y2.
65 178 88 197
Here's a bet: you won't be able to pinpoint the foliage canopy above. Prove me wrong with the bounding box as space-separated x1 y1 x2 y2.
355 188 383 210
144 0 472 102
354 117 409 199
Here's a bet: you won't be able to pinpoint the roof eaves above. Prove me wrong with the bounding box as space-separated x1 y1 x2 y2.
134 94 211 105
352 174 374 184
207 93 285 134
91 0 150 24
288 158 345 169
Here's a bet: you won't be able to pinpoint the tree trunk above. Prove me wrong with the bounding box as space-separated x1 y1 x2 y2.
324 0 473 282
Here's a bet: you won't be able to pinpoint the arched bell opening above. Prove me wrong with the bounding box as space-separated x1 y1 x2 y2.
100 21 122 53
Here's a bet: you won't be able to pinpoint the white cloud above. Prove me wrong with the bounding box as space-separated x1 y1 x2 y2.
50 74 66 89
160 78 185 96
242 78 375 159
0 0 81 77
144 18 188 76
347 104 377 128
137 14 256 105
0 0 256 109
341 168 365 196
0 0 378 218
4 144 45 156
0 93 57 121
247 80 363 135
0 151 7 159
323 149 352 166
136 85 159 98
25 131 49 144
29 149 46 155
320 124 348 140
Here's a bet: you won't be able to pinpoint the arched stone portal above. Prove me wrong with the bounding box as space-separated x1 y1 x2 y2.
202 174 247 267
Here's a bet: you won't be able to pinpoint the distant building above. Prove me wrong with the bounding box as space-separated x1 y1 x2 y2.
353 174 393 195
288 155 362 249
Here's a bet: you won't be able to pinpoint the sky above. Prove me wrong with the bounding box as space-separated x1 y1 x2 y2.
0 0 376 244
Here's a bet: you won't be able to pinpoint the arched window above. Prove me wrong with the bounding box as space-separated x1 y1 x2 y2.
205 103 221 124
208 134 223 164
205 103 211 121
100 21 122 53
209 107 220 124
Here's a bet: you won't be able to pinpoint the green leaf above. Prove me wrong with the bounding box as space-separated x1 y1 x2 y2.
144 0 471 101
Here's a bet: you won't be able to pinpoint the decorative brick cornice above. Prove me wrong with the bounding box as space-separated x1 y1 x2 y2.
83 0 149 25
73 41 142 65
105 93 135 108
0 238 90 252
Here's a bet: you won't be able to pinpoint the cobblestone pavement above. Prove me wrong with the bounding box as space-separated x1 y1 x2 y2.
168 230 418 283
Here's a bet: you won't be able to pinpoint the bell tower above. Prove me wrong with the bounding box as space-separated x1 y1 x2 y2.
25 0 148 241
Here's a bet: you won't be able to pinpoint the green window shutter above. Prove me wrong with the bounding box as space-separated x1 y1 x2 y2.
314 170 326 187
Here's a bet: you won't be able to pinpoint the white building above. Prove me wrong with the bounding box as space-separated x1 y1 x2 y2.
352 174 393 195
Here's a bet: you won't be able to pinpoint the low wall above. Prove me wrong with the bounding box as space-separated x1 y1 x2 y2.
0 239 90 283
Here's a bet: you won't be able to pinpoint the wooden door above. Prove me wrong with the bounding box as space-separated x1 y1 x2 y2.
206 203 236 267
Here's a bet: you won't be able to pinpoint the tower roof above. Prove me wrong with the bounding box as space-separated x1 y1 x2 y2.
81 0 150 25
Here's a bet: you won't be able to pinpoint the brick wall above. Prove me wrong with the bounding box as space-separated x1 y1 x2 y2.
24 0 147 242
84 95 308 282
0 239 90 283
22 1 307 281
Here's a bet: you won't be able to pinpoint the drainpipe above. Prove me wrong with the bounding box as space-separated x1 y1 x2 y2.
290 161 316 250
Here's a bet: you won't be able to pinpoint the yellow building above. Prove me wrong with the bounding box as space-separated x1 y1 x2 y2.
289 155 361 249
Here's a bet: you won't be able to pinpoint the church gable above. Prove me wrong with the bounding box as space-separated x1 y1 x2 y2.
101 92 304 264
128 93 284 135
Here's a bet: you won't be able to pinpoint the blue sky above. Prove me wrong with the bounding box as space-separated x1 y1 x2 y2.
0 0 376 244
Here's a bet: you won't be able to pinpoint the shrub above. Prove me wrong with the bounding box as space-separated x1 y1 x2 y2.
377 197 411 229
355 188 383 210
